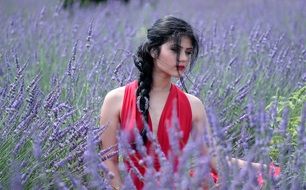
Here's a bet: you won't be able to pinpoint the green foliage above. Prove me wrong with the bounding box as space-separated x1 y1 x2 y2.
267 85 306 161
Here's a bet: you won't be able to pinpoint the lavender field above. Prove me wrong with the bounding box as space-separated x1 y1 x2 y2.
0 0 305 189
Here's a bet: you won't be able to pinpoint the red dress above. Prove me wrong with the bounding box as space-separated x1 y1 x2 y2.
120 80 193 189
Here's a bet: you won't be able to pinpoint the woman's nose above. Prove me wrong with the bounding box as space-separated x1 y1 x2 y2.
179 52 189 62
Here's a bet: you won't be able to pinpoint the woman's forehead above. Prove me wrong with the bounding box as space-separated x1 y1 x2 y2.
165 36 193 48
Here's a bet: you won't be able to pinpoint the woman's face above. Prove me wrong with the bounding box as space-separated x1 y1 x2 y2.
153 36 193 78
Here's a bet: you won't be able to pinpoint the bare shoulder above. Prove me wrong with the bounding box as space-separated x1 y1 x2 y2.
185 93 204 107
185 93 205 111
185 93 205 122
185 93 210 138
100 86 125 116
104 86 125 102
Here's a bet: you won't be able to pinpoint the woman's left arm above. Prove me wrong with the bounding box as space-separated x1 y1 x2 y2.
188 94 218 171
189 95 263 172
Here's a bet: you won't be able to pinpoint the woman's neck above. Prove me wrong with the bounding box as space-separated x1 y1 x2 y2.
151 72 172 93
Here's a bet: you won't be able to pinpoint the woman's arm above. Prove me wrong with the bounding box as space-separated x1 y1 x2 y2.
100 88 124 189
189 95 262 173
188 95 218 171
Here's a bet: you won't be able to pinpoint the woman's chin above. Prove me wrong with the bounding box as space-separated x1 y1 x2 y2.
172 72 186 78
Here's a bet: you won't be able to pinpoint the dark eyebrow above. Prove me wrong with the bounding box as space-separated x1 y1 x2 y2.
171 44 193 50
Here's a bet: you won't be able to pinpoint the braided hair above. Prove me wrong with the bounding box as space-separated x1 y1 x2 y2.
133 15 199 144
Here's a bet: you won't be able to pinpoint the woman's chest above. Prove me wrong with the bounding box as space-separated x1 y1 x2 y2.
148 93 170 136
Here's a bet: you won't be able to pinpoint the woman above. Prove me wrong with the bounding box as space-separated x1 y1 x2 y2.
100 16 275 189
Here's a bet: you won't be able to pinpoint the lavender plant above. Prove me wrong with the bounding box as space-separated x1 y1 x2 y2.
0 0 305 189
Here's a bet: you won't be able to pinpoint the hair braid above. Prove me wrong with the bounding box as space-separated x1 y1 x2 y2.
133 42 154 144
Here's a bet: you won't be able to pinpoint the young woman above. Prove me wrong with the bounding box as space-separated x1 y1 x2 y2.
100 16 276 190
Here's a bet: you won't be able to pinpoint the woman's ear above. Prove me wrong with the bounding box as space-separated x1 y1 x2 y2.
150 49 157 58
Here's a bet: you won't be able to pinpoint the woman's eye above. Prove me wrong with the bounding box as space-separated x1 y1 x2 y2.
186 51 192 55
171 48 180 52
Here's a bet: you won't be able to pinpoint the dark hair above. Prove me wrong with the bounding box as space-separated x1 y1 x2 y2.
133 15 199 144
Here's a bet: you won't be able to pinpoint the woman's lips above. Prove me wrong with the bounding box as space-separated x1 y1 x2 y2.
178 65 186 71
